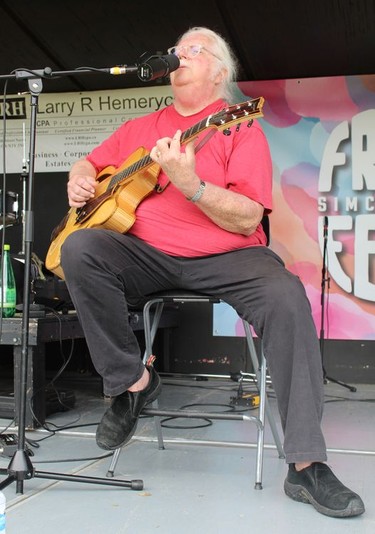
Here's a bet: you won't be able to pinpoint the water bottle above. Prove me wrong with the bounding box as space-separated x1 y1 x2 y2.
0 244 16 318
0 490 5 533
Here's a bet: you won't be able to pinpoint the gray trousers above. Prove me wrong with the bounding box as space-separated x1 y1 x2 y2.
61 229 327 464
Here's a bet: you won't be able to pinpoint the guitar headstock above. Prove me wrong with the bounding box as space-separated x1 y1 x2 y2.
207 97 265 132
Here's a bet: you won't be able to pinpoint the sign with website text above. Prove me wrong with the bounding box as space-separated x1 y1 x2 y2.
0 86 173 174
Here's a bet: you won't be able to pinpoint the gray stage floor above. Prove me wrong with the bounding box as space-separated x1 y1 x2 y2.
0 374 374 533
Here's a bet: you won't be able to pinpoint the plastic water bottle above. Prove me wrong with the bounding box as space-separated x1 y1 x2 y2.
0 490 5 533
0 244 16 318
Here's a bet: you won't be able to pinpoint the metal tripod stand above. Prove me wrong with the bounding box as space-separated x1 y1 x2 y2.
0 71 142 494
319 216 356 393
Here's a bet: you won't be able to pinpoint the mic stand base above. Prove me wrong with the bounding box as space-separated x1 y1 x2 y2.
0 461 143 492
323 374 357 393
321 339 357 393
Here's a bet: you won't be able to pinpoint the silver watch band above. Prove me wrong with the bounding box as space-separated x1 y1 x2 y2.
188 180 206 203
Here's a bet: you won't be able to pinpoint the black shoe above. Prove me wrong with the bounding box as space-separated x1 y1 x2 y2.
284 462 365 518
96 365 161 450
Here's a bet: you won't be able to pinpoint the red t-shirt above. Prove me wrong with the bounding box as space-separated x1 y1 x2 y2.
87 99 273 257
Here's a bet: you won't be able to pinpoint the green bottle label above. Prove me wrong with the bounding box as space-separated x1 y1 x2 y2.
1 288 16 317
1 246 16 318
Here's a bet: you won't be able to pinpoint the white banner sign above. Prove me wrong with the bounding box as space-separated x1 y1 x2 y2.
0 86 174 174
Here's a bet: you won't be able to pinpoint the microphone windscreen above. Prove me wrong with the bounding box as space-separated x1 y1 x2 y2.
164 54 180 73
137 54 180 81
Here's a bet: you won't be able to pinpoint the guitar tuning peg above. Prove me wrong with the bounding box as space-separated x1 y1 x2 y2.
236 124 241 132
223 128 231 136
247 119 254 128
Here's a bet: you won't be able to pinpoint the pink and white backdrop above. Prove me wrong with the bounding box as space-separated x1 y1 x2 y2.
2 75 374 339
214 75 375 340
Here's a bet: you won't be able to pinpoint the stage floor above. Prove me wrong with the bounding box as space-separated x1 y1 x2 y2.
1 373 374 533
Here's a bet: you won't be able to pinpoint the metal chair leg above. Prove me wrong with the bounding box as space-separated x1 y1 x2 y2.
106 447 122 478
254 351 266 489
243 321 284 459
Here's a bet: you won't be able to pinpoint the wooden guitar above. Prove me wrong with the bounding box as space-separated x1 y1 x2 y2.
45 97 264 279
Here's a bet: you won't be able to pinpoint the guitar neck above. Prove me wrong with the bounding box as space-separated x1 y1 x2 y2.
108 119 212 189
107 97 264 191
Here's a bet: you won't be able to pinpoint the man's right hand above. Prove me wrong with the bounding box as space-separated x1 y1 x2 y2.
67 160 98 207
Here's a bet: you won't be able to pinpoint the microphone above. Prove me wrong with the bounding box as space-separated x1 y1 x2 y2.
323 216 328 238
137 54 180 82
102 53 179 80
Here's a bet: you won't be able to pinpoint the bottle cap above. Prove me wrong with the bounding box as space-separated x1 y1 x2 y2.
4 244 10 251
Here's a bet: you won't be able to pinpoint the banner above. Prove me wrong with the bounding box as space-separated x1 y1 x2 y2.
214 75 375 340
0 86 173 174
1 76 374 339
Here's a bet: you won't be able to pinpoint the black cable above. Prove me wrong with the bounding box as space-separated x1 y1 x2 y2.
158 401 258 429
0 418 16 436
26 309 84 433
180 402 237 413
159 417 213 429
11 68 60 81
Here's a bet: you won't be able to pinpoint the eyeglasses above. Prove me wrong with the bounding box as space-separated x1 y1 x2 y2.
167 44 221 61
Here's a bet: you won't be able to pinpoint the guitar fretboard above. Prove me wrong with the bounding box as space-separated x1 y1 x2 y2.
105 97 263 191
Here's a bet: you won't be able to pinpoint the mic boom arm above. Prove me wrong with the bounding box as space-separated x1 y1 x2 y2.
9 52 180 83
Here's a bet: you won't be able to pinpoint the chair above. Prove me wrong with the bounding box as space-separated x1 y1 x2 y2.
107 291 285 489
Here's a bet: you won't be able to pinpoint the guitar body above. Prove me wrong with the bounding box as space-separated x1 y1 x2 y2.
45 147 160 279
45 97 265 279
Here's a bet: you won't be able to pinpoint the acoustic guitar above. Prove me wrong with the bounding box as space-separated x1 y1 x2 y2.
45 97 264 279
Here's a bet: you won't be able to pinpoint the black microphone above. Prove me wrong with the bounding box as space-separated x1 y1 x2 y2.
137 54 180 82
323 216 328 238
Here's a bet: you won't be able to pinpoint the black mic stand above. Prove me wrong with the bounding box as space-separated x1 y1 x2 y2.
17 123 28 258
320 217 356 393
0 68 144 494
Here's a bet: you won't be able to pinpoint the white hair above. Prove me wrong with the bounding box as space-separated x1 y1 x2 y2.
176 26 239 102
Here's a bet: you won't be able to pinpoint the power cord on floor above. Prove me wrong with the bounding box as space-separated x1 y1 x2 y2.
157 401 259 430
24 307 87 436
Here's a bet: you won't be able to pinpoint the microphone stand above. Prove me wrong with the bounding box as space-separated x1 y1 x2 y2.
18 122 28 257
320 217 356 392
0 66 146 494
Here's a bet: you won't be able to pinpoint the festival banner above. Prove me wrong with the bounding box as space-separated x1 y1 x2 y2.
214 75 375 340
1 76 374 339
